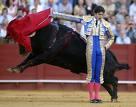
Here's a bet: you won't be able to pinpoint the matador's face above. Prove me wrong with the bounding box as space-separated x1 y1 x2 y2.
95 12 104 20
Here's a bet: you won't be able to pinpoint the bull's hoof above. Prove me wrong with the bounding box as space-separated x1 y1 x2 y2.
111 99 118 103
7 68 14 72
7 67 22 73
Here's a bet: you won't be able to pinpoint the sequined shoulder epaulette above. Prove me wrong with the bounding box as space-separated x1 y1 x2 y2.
102 19 110 28
82 16 93 22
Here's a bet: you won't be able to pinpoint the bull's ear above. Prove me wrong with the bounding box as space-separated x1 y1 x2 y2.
18 45 28 56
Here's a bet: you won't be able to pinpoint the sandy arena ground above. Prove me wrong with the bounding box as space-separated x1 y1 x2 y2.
0 90 135 107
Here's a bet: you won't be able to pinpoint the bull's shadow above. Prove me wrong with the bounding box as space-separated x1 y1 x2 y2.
8 22 129 102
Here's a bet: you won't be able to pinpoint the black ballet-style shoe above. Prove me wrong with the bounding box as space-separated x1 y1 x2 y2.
90 99 103 103
95 99 103 103
90 99 96 103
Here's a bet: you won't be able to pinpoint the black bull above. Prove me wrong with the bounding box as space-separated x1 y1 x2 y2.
8 22 129 101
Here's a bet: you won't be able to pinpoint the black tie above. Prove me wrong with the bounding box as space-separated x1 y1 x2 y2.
96 20 98 26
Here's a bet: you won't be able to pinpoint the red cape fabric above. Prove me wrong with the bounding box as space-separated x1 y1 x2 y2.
7 8 52 52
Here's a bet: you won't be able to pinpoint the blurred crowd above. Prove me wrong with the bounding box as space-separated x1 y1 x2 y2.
0 0 136 44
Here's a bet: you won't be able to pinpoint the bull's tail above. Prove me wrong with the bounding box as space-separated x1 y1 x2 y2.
116 63 130 71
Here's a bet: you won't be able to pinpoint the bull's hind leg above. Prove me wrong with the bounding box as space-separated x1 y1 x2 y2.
102 77 118 102
102 83 114 101
7 53 36 73
111 77 118 102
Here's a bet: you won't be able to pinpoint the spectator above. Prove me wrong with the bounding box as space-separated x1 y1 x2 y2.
28 0 35 6
15 8 25 19
30 8 37 13
73 0 86 32
40 0 47 4
113 22 122 41
0 1 4 14
6 0 18 17
0 23 7 38
114 0 121 11
59 0 76 7
1 0 6 5
129 0 136 22
116 29 131 44
126 20 136 43
115 5 128 23
29 0 45 12
17 0 29 14
93 0 103 5
58 0 73 14
74 0 86 16
102 0 116 16
84 0 97 15
58 0 73 27
45 0 58 12
124 14 131 25
109 15 116 34
0 7 13 24
115 0 129 13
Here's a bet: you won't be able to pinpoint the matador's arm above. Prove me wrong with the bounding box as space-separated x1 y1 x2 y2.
52 11 93 39
52 12 83 23
105 22 115 49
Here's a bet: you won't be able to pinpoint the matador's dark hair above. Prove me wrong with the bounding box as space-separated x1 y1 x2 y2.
93 5 105 14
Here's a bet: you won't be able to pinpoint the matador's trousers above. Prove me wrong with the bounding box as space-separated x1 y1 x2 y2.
86 36 106 84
